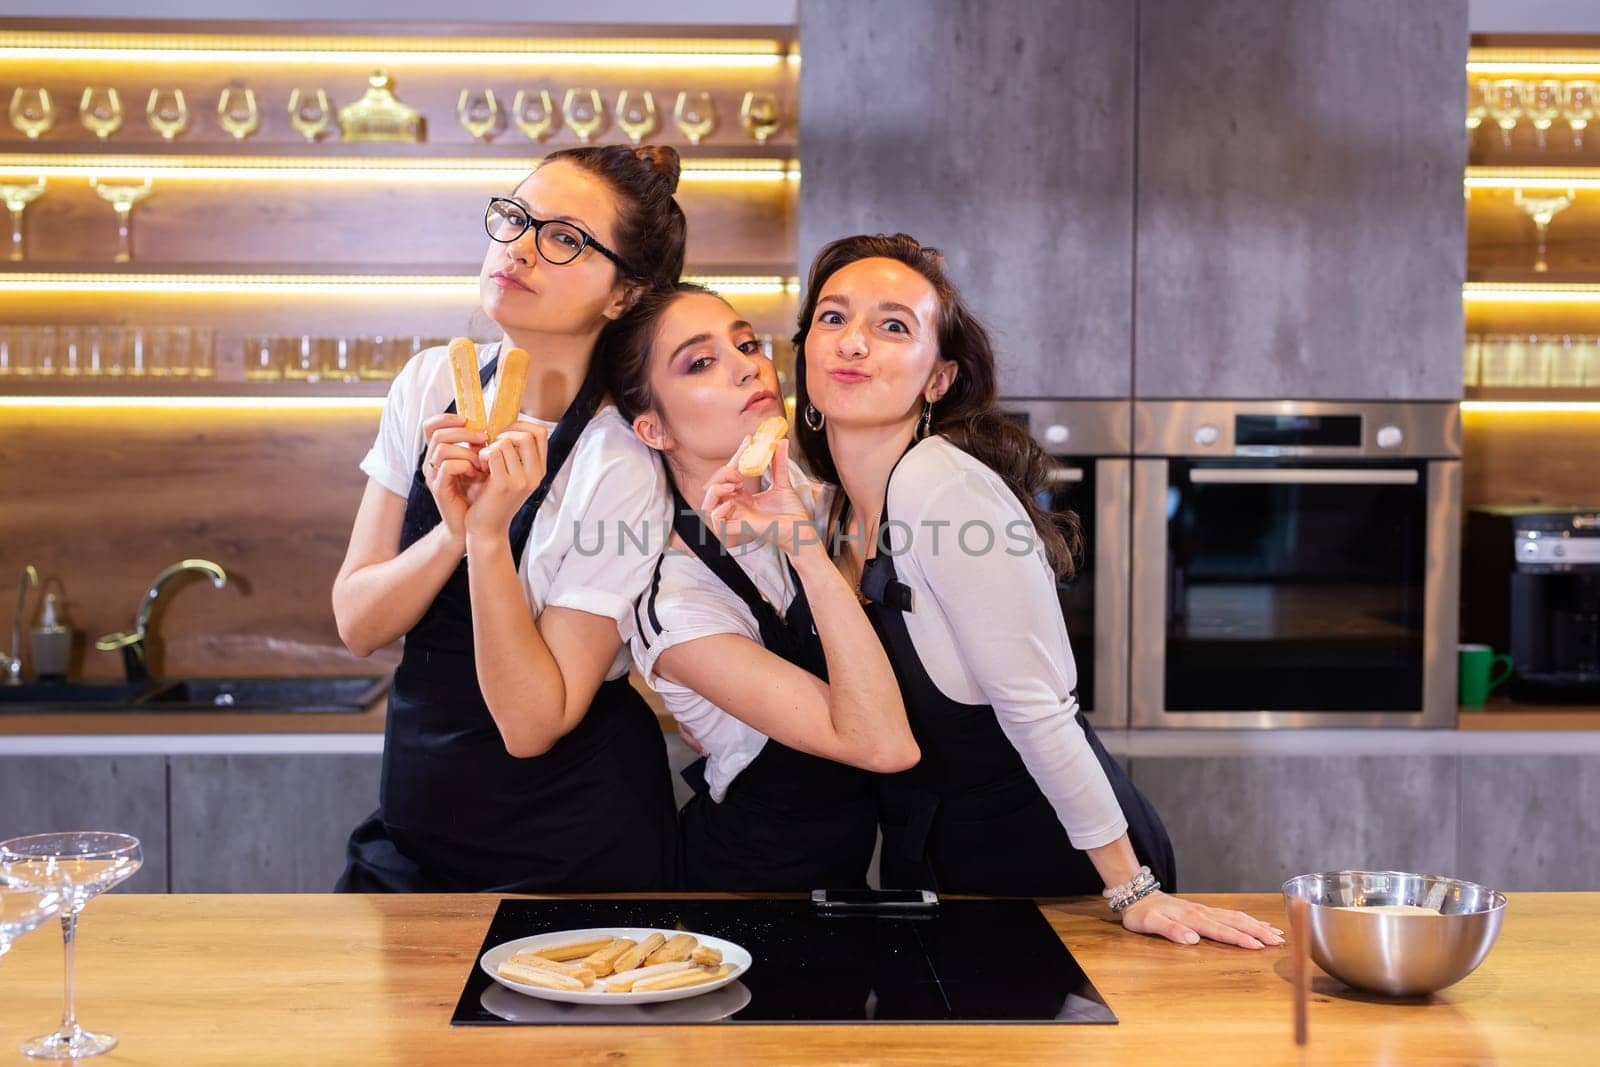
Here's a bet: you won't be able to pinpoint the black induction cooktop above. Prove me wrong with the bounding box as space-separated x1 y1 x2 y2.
450 898 1116 1026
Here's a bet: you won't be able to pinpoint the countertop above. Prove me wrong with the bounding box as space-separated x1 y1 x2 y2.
0 892 1586 1065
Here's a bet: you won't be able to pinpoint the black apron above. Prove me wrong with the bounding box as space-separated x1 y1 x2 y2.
663 484 878 892
856 439 1177 897
337 352 678 893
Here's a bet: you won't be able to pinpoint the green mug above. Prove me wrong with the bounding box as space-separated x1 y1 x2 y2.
1459 644 1514 707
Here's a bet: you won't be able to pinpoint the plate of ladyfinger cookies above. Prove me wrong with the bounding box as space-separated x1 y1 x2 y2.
481 928 752 1005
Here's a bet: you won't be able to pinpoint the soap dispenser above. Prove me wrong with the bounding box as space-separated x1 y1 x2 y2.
30 592 70 683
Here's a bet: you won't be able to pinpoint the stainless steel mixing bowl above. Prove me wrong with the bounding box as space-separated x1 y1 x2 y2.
1281 870 1506 996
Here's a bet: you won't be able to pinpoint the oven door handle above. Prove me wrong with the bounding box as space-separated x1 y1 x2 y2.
1187 468 1420 486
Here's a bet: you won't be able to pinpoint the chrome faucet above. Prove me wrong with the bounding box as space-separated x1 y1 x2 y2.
96 559 228 684
3 564 39 685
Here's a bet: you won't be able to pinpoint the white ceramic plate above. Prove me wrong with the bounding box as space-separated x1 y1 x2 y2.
480 927 752 1006
480 980 753 1024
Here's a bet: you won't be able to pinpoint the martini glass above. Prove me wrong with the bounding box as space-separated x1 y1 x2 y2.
1513 188 1575 273
0 833 143 1060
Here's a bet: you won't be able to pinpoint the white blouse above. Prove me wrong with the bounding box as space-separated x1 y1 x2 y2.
880 435 1128 851
360 342 672 679
629 464 829 801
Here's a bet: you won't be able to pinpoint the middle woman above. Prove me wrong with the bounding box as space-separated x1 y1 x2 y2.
600 283 919 891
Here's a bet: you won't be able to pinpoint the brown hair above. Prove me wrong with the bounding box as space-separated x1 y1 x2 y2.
793 233 1084 578
597 281 715 426
538 144 687 291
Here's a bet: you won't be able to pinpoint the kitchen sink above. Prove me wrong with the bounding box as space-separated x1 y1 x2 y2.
0 676 388 713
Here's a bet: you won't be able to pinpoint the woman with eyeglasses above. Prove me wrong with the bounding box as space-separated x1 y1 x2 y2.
793 234 1283 949
333 146 684 894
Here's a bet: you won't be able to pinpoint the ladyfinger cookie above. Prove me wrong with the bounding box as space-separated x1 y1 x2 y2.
632 964 733 993
530 936 615 962
603 960 695 993
497 960 584 991
690 945 722 968
446 337 488 433
610 931 666 973
505 951 596 986
579 938 636 978
737 416 789 477
485 346 530 441
644 932 698 966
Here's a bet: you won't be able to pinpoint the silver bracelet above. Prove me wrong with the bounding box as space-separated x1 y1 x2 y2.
1102 865 1153 902
1111 878 1161 913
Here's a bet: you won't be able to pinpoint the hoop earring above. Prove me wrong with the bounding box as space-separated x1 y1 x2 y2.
917 401 933 440
804 402 824 430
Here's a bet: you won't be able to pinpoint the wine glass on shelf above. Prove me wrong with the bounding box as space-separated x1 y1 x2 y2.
79 87 123 140
1528 79 1563 151
1488 79 1525 149
456 88 501 142
145 88 189 142
1513 187 1575 273
1 177 47 262
0 832 143 1060
616 90 659 146
511 89 558 142
740 90 782 144
674 90 716 145
287 88 332 143
1565 81 1596 151
0 884 63 960
91 176 154 264
1466 79 1491 139
10 88 56 140
217 87 260 141
562 88 606 144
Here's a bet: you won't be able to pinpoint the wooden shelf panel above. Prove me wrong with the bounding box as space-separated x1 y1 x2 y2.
1465 386 1600 402
0 142 797 162
0 377 390 397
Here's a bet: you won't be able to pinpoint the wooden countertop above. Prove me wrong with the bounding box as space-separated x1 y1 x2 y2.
0 893 1585 1065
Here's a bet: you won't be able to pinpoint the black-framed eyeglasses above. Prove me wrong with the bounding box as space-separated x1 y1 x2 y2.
484 197 633 274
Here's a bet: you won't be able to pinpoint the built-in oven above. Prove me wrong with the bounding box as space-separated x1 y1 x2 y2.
999 400 1131 727
1130 401 1461 728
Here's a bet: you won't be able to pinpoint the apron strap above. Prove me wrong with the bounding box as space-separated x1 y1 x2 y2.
844 437 922 614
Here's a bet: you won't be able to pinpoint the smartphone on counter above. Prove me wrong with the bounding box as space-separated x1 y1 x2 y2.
811 888 938 911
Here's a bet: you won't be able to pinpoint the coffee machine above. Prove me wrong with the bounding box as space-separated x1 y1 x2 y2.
1463 507 1600 702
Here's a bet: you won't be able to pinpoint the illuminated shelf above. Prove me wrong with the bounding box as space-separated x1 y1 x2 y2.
1463 279 1600 304
1465 167 1600 191
0 377 388 399
0 141 796 162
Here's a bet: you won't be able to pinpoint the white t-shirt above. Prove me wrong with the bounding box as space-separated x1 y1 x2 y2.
360 342 672 679
878 435 1128 851
630 464 829 802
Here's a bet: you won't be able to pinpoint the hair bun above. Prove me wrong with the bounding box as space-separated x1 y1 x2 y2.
632 145 681 195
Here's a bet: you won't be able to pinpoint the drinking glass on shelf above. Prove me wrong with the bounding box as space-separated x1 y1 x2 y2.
616 90 659 146
1548 335 1586 387
674 90 716 145
90 176 153 264
243 334 280 380
9 87 56 140
1565 81 1596 150
283 335 318 380
1462 333 1482 387
57 326 84 377
0 884 63 961
456 88 501 142
189 327 215 378
740 90 782 143
316 336 357 381
1577 335 1600 386
1 176 47 262
0 326 17 376
140 325 177 376
287 88 332 143
562 88 606 144
1489 79 1525 148
512 89 558 142
1466 79 1492 136
145 88 189 142
1512 187 1575 273
78 87 123 140
1527 79 1563 151
217 87 260 141
0 832 143 1060
166 325 196 377
1478 334 1521 387
1526 334 1559 386
97 326 127 376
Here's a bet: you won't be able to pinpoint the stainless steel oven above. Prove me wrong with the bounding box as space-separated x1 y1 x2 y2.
1131 401 1461 728
999 400 1130 727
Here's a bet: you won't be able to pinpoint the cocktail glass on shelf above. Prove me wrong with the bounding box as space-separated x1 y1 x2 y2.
674 90 716 145
146 88 189 142
1489 79 1525 149
79 87 122 140
1528 79 1563 151
456 88 501 142
1462 333 1482 387
562 88 606 144
1 177 47 262
1565 81 1596 150
217 87 260 141
287 88 332 143
10 88 56 140
90 176 153 264
1466 79 1491 137
512 89 557 142
616 90 659 146
740 90 781 144
0 884 63 960
1512 187 1575 273
0 832 143 1060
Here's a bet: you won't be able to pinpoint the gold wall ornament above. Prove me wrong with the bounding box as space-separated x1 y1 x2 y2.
338 71 424 143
